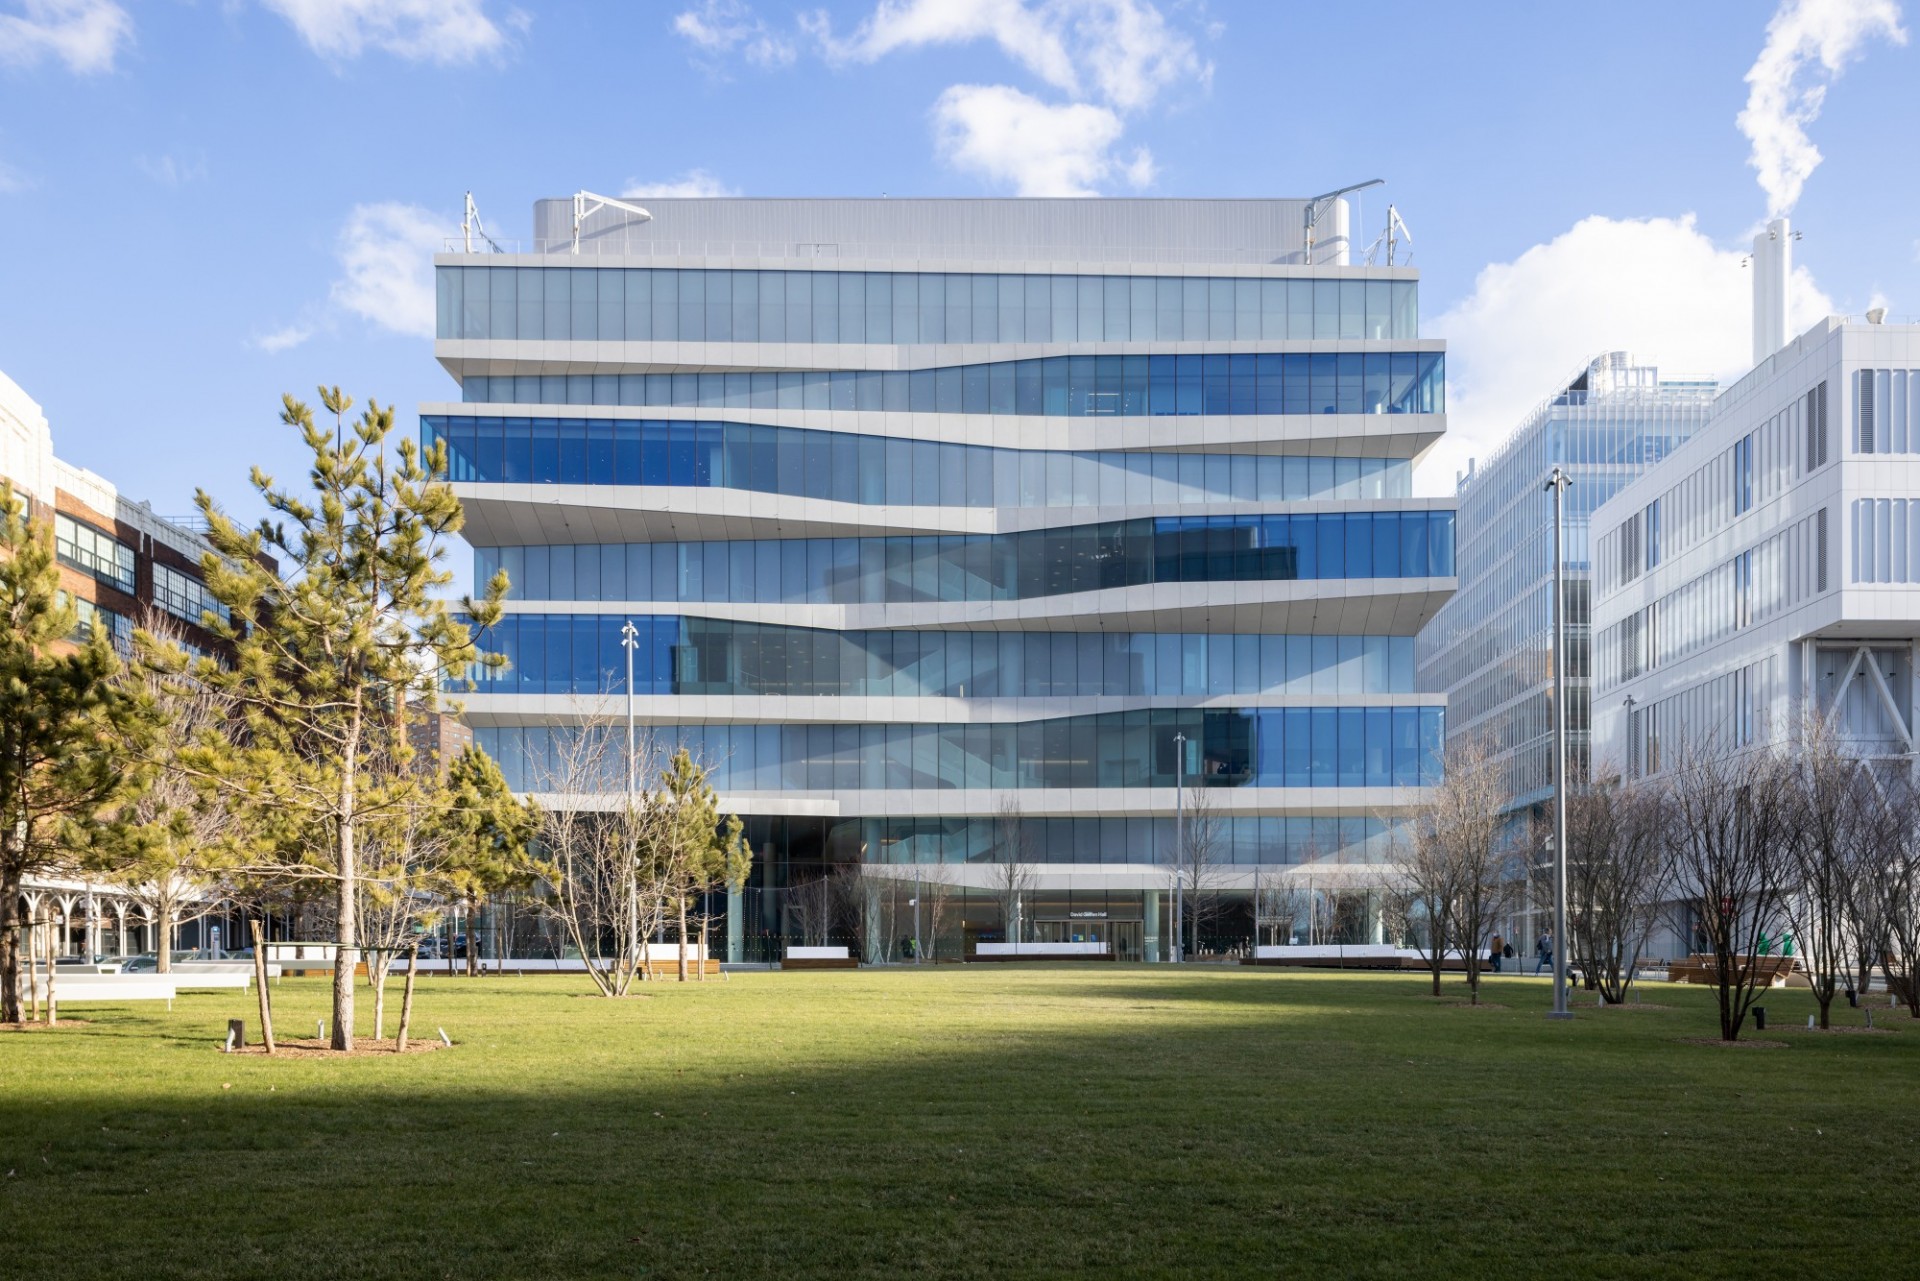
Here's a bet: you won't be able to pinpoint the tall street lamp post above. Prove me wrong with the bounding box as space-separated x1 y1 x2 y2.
620 620 641 971
1173 730 1187 964
1546 467 1573 1021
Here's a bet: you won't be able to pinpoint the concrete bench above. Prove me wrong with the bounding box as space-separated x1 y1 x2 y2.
23 973 179 1005
169 971 253 992
971 942 1113 962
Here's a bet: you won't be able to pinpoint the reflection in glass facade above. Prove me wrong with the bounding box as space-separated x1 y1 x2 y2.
850 813 1404 866
470 616 1418 697
455 351 1445 417
1417 353 1715 812
439 266 1419 345
481 511 1453 604
442 195 1456 960
430 413 1412 502
476 706 1445 794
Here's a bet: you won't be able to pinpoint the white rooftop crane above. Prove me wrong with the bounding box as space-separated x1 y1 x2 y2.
1302 179 1383 265
571 190 652 254
1362 204 1414 267
462 192 504 253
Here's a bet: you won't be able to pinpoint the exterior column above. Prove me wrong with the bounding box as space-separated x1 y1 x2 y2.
1143 889 1161 963
726 885 743 964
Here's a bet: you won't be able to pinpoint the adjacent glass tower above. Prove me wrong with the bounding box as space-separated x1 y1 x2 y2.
1417 353 1715 814
430 196 1456 961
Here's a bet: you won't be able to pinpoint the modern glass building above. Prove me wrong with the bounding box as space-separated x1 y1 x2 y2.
1417 353 1715 812
431 196 1456 961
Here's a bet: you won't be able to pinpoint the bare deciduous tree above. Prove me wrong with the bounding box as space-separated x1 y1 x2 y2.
1406 739 1515 1003
991 796 1037 948
1875 775 1920 1017
1660 733 1801 1041
789 874 837 949
1558 769 1671 1004
1168 784 1232 960
914 858 959 963
529 715 668 997
1785 718 1881 1028
834 864 914 964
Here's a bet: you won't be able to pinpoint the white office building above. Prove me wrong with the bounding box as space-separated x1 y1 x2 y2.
1591 221 1920 777
429 194 1457 960
1420 353 1714 812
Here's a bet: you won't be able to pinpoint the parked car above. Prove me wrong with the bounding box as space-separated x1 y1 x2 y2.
121 953 160 972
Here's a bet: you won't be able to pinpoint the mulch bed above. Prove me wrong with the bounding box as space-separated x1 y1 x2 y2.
1592 1002 1670 1011
1680 1037 1789 1049
1780 1024 1896 1036
1 1019 93 1031
224 1036 450 1058
1435 1000 1509 1010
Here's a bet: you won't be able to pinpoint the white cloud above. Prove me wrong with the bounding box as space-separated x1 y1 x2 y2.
622 169 739 199
1738 0 1905 218
686 1 1210 194
260 0 518 65
1422 214 1836 495
329 202 448 339
673 0 795 67
933 84 1148 197
0 0 133 74
810 0 1208 112
136 152 207 187
0 157 32 193
250 323 316 354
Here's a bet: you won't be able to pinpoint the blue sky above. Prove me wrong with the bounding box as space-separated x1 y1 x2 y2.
1 0 1915 529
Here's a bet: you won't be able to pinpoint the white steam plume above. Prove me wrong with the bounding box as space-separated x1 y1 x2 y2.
1738 0 1905 218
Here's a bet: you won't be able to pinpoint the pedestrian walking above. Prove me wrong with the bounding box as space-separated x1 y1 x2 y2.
1534 932 1552 975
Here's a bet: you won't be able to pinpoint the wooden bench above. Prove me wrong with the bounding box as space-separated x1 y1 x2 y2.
1667 954 1799 987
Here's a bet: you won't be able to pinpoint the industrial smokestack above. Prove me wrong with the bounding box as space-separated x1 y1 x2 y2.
1752 217 1790 366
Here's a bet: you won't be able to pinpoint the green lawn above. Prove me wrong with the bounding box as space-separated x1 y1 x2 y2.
3 966 1916 1279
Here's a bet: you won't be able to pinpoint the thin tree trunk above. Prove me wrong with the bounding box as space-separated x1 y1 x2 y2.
156 901 174 974
250 919 274 1055
0 864 20 1024
45 919 57 1025
331 713 360 1053
371 953 388 1040
699 916 709 982
677 895 689 982
467 900 480 978
24 919 36 1023
396 946 419 1051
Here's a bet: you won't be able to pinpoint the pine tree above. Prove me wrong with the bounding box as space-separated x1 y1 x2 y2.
651 749 751 981
89 625 243 973
441 743 541 975
191 389 505 1050
0 482 157 1021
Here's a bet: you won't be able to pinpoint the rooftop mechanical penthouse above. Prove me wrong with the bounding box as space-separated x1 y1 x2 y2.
429 194 1456 962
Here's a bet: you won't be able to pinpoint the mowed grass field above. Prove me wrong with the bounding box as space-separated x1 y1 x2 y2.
3 966 1918 1280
